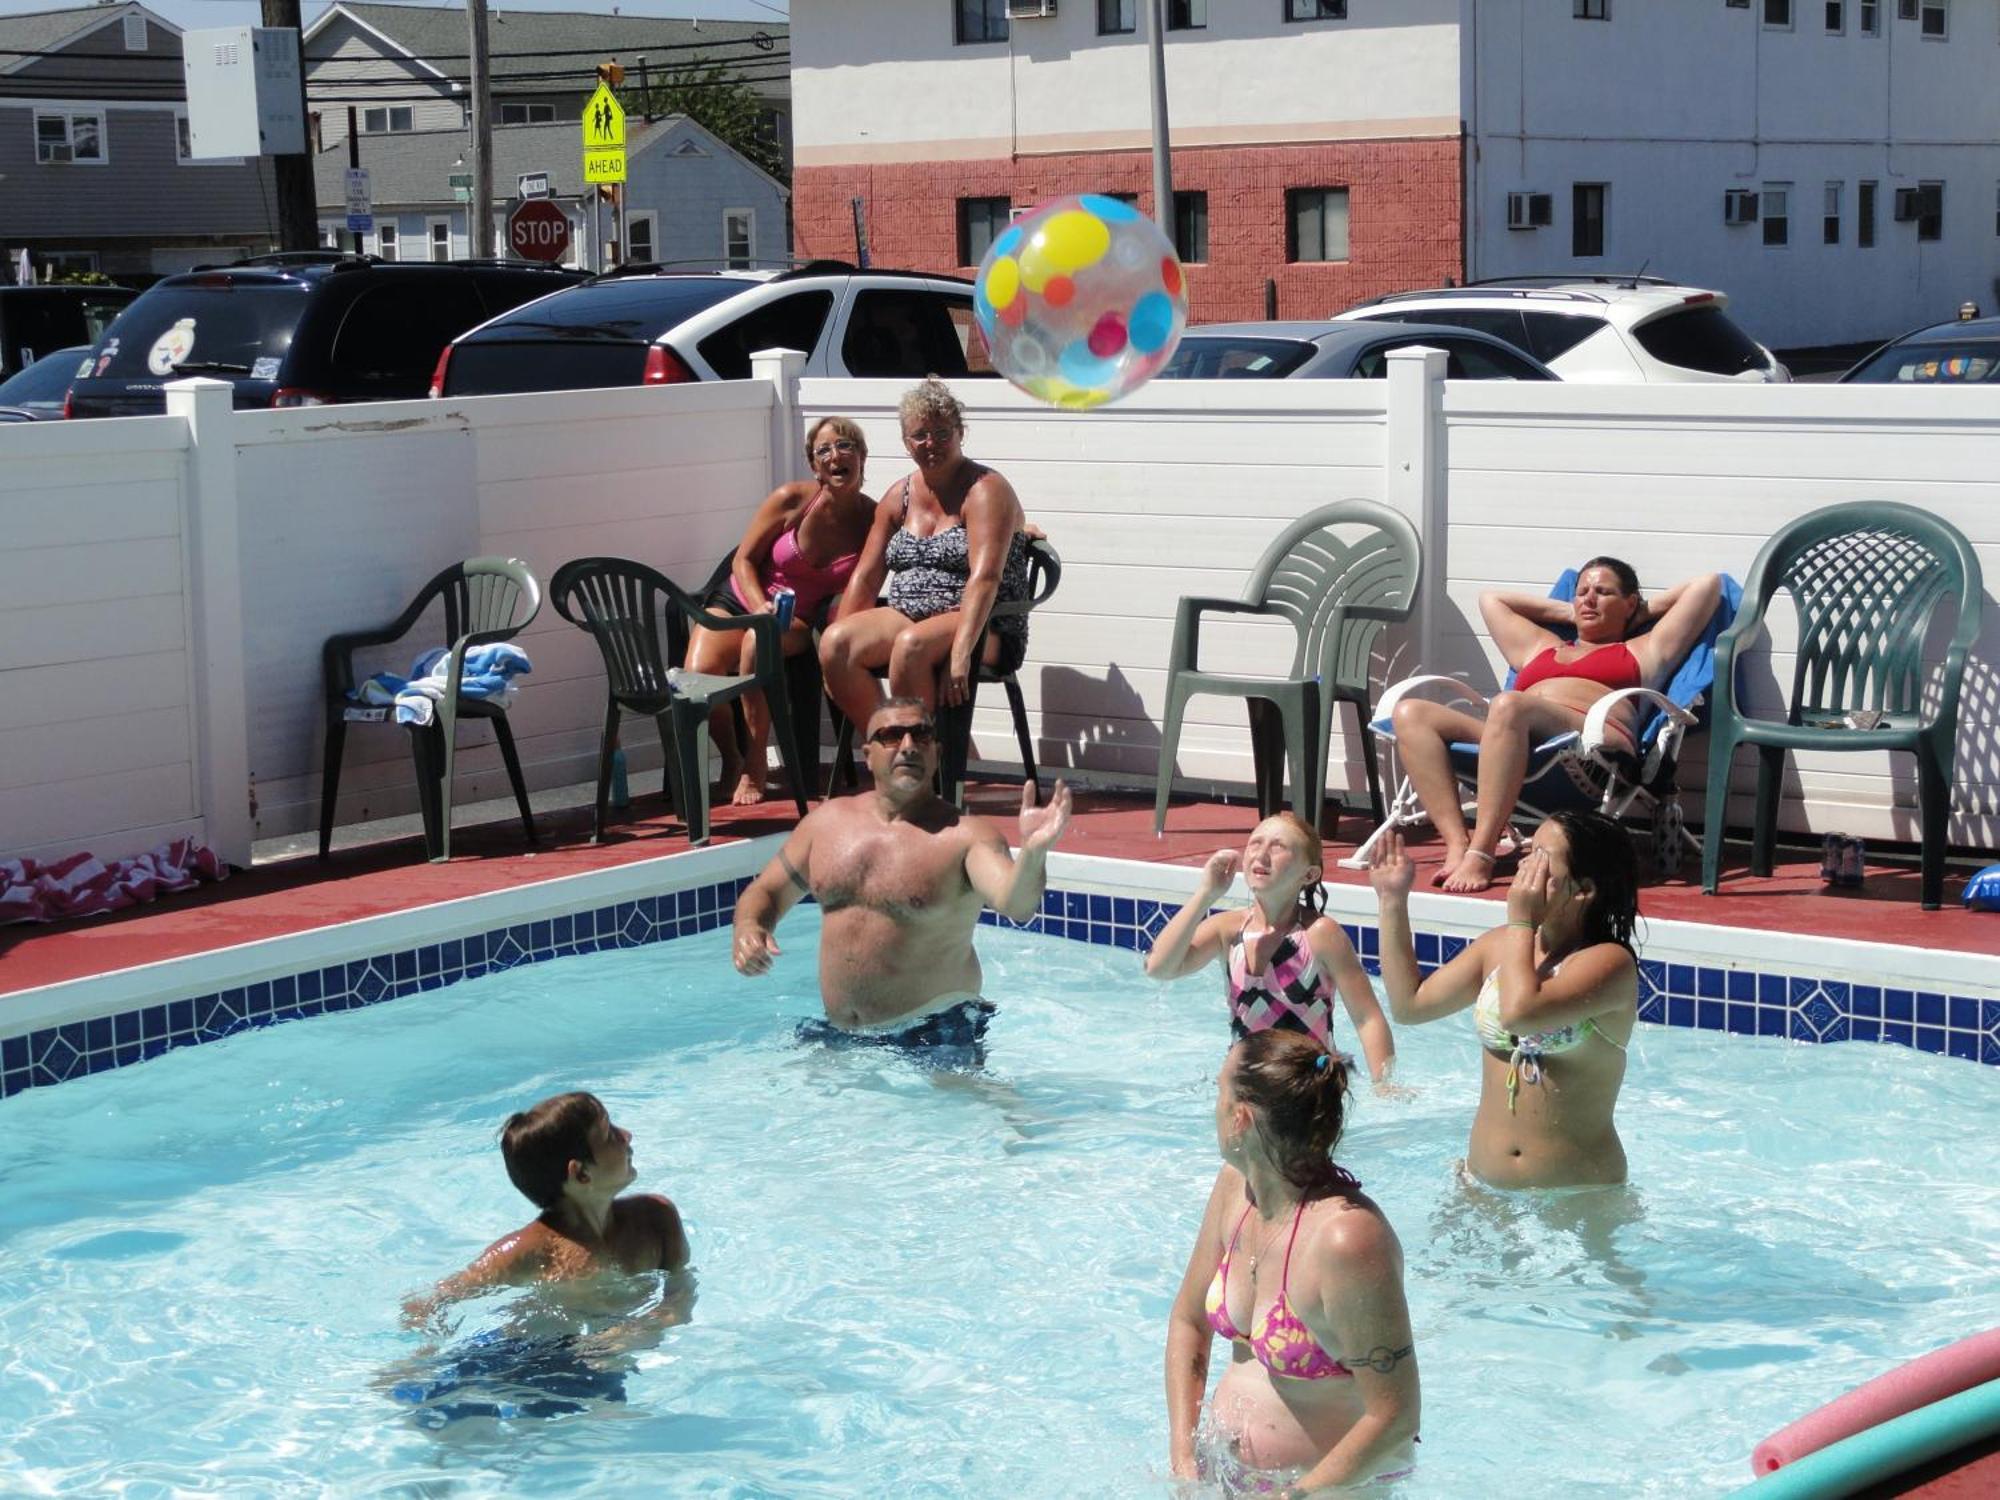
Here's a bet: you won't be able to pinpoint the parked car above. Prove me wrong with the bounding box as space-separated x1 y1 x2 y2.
1157 320 1559 381
0 343 92 420
1838 314 2000 384
0 284 136 378
1333 276 1789 384
433 262 995 397
65 254 584 418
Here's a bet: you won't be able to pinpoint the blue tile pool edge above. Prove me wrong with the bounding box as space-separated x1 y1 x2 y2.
5 843 1996 1098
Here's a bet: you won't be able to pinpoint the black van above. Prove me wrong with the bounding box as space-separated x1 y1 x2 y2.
0 285 137 378
66 254 583 418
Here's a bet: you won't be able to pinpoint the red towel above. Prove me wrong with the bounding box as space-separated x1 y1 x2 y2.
0 838 226 926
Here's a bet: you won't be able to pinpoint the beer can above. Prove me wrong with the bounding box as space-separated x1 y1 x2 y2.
772 587 796 630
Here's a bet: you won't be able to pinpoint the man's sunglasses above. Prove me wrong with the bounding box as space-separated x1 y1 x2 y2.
867 722 937 748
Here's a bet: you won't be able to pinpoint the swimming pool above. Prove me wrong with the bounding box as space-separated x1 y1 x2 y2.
1 910 1992 1496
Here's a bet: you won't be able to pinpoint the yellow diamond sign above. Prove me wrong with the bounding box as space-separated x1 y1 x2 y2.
582 81 626 183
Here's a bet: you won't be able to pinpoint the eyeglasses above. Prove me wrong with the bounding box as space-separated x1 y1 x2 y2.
903 427 958 446
866 722 937 748
812 439 861 459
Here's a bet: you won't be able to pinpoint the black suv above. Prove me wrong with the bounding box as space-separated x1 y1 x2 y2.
65 254 584 418
0 284 136 378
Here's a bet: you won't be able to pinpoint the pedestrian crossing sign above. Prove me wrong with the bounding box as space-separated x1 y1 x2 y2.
581 82 626 183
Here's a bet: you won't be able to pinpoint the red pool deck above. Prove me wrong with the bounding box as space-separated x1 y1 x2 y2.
2 783 1993 997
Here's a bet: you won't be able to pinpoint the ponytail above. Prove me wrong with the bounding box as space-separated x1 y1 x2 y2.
1231 1030 1356 1199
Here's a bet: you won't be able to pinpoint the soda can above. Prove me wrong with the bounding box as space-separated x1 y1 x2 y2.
1838 835 1866 888
771 587 796 631
1820 832 1844 885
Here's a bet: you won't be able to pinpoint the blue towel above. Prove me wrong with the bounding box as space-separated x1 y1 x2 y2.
350 644 534 728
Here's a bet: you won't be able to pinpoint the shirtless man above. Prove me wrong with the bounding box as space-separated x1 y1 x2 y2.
730 697 1072 1054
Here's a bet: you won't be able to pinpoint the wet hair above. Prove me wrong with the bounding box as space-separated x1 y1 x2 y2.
499 1091 606 1209
804 414 867 468
866 695 935 737
1544 809 1640 953
898 377 965 436
1262 811 1329 924
1578 555 1641 597
1230 1030 1354 1199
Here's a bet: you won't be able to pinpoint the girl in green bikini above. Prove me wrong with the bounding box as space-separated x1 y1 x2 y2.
1367 810 1641 1189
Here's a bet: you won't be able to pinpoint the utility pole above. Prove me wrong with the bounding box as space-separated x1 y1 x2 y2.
1146 0 1174 238
260 0 317 249
346 105 363 254
467 0 495 257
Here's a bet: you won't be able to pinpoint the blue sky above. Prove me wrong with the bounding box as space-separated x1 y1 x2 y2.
2 1 788 37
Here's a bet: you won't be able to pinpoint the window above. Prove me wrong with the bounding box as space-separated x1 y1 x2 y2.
1825 1 1844 31
627 211 655 265
498 102 557 125
1764 0 1792 25
1918 0 1945 37
841 290 981 378
696 290 835 379
1173 190 1209 263
1917 180 1943 240
33 110 105 164
1858 180 1877 246
1632 306 1773 376
1285 1 1347 20
1762 183 1790 245
123 14 146 49
957 196 1011 264
428 219 452 261
723 208 755 268
1994 181 1999 237
1823 181 1842 243
1168 0 1207 27
1859 0 1880 32
1574 0 1608 18
374 221 399 260
330 282 483 392
955 0 1009 44
1572 182 1606 257
1895 0 1914 16
1287 188 1349 261
1521 311 1607 363
361 106 413 134
1435 338 1553 381
1099 0 1135 34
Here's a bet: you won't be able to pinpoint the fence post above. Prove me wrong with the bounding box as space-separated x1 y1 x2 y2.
751 346 809 495
1384 345 1447 669
165 377 252 869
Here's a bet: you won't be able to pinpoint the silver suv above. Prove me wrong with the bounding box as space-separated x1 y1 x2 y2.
433 262 994 396
1333 276 1789 384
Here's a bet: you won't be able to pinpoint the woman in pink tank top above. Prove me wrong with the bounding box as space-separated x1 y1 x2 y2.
684 416 877 805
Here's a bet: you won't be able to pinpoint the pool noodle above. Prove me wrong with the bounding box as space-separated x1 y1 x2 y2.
1735 1376 2000 1500
1751 1328 2000 1475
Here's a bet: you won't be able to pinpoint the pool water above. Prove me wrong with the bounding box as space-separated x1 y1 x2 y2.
1 914 1994 1497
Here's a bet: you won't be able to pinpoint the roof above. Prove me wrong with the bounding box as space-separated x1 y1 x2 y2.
307 2 788 98
0 3 176 76
1185 319 1518 346
311 113 718 206
1897 315 2000 341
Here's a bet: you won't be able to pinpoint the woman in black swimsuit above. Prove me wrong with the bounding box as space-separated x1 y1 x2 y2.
818 378 1033 726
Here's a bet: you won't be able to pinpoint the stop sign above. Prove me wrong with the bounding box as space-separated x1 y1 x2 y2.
507 198 571 263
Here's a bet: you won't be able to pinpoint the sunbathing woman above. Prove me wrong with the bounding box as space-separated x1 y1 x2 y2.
1145 812 1397 1086
1166 1031 1420 1493
1368 813 1640 1189
1389 558 1720 890
686 416 876 804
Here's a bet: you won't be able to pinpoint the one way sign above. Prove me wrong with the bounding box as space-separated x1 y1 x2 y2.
582 81 626 184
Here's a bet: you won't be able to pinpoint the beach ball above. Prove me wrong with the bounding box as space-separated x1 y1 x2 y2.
974 194 1188 410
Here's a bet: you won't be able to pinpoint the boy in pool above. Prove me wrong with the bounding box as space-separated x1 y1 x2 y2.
402 1092 688 1326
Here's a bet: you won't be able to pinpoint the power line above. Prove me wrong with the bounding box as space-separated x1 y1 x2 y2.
0 32 785 64
0 62 790 100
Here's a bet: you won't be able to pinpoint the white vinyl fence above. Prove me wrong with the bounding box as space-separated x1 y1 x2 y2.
3 352 1994 870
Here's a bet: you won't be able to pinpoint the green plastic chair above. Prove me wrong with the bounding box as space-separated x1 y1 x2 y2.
1153 499 1423 835
1701 501 1984 910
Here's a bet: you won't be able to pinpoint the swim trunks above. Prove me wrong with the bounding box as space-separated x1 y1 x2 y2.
390 1330 627 1427
795 995 996 1071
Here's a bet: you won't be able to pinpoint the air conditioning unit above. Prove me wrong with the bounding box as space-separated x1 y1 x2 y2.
1506 192 1553 230
1005 0 1057 17
1723 188 1759 225
1892 186 1938 221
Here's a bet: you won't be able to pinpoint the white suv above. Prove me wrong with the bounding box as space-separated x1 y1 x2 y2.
1333 276 1789 384
435 262 996 396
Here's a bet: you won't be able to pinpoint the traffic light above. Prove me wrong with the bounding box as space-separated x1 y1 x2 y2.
596 60 624 87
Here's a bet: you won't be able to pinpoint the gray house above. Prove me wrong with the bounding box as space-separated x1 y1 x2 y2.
301 2 790 173
311 113 788 273
0 3 279 279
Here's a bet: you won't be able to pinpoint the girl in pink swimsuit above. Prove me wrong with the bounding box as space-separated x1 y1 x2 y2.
1167 1031 1421 1492
1145 812 1397 1086
684 416 877 805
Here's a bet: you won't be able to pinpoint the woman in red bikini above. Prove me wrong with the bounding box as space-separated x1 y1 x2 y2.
687 416 877 805
1390 557 1721 891
1166 1031 1419 1494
